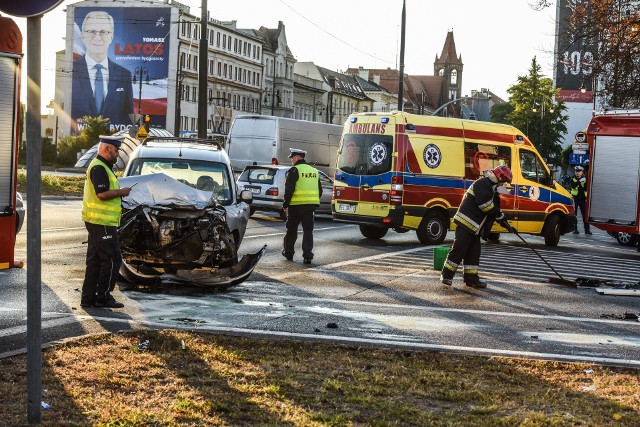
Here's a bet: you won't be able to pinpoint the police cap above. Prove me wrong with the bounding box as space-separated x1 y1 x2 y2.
99 134 124 149
575 165 584 172
288 148 307 158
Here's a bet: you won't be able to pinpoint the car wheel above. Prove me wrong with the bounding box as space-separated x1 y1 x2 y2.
416 211 447 245
119 261 161 286
543 214 561 247
615 232 638 246
249 206 256 216
359 225 388 239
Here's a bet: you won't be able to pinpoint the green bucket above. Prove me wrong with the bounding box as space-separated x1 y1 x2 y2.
433 246 450 270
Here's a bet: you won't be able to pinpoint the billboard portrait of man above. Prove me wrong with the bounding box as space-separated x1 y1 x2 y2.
71 10 134 130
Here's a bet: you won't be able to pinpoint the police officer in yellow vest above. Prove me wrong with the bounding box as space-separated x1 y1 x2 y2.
571 165 591 235
282 148 322 264
80 135 132 308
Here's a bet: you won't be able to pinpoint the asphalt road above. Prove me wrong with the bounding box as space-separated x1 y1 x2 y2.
2 199 639 368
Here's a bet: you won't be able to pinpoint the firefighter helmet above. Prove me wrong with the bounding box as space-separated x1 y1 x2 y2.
492 165 512 183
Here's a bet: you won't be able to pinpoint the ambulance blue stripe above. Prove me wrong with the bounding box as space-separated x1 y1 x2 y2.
336 171 467 189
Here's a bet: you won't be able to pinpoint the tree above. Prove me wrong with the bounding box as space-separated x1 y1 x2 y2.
489 102 514 124
506 57 569 165
56 116 113 166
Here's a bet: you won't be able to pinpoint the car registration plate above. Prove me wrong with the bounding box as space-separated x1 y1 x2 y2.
245 186 260 194
338 203 356 213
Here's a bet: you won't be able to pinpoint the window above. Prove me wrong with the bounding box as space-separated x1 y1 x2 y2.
451 69 458 85
209 59 213 74
184 85 190 101
192 86 197 102
216 32 220 47
257 46 260 60
193 55 197 71
463 142 511 180
180 52 185 68
520 149 552 186
338 134 394 176
217 62 222 76
223 63 227 78
223 34 226 47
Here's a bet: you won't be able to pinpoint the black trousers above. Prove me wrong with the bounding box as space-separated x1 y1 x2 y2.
441 225 481 282
283 205 315 260
81 222 122 301
574 198 590 231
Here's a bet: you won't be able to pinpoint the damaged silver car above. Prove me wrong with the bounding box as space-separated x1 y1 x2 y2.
117 137 265 288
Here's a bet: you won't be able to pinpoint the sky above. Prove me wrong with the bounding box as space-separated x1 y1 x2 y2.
10 0 558 113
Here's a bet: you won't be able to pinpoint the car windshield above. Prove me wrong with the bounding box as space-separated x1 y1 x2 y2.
127 158 233 205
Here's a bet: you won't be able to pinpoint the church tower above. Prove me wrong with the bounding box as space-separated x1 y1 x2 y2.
434 31 463 109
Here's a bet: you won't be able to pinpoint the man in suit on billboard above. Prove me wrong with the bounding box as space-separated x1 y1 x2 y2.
72 10 134 129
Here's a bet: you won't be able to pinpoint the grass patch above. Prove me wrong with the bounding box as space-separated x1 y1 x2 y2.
17 169 85 196
1 330 638 426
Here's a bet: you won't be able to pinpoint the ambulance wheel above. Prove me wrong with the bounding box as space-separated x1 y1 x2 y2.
359 225 388 239
543 215 561 247
417 211 447 245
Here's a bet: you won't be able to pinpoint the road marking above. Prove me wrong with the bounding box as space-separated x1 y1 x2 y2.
244 224 354 239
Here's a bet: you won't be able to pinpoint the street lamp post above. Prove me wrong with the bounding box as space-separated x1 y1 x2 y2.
132 66 149 114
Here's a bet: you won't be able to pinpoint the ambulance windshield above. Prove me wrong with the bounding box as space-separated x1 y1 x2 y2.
338 135 393 175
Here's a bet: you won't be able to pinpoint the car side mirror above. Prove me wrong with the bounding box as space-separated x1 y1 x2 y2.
239 189 253 204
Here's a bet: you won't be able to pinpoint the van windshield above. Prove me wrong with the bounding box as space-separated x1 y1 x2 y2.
338 134 393 175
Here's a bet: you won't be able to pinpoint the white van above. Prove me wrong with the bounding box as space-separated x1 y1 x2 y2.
226 115 343 176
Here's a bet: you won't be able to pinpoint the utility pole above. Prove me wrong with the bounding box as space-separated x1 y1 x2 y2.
397 0 406 111
197 0 208 138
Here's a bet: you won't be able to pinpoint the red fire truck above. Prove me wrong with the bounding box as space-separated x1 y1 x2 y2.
585 110 640 249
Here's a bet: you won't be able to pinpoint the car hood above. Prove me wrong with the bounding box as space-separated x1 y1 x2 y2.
119 173 214 210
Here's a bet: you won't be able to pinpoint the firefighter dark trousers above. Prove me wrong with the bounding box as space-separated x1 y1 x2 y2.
574 198 590 232
441 226 481 283
82 222 122 301
283 205 315 260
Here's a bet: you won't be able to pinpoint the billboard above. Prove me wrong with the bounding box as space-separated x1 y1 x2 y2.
71 7 171 132
555 1 596 103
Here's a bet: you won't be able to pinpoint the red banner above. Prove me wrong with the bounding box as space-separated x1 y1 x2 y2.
557 89 593 103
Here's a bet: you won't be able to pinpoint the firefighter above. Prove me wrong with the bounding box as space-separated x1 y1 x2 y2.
80 135 132 308
282 148 322 264
440 165 513 289
571 165 591 234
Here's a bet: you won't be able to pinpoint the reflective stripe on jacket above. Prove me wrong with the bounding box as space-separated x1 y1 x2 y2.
453 175 499 234
290 163 320 205
81 157 122 226
570 176 588 198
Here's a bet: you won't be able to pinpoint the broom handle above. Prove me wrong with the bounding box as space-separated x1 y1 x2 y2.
512 230 567 281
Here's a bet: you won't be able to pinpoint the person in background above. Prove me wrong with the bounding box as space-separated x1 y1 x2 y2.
281 148 322 264
571 165 591 235
80 135 132 308
441 165 513 289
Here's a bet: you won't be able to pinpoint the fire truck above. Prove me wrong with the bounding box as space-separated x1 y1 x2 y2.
585 110 640 248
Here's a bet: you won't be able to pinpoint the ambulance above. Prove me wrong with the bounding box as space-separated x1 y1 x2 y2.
332 111 577 246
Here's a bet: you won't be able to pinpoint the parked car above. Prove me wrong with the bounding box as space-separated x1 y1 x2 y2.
16 192 24 234
118 136 264 288
236 164 334 219
608 231 638 246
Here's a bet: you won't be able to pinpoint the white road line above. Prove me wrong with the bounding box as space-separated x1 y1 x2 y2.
244 224 353 239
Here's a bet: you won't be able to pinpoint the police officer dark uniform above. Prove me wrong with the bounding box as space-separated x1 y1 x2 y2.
80 135 132 308
282 148 322 264
441 165 513 289
571 165 591 234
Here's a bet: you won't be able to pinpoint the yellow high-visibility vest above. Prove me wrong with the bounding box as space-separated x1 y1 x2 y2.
81 158 122 226
290 163 320 205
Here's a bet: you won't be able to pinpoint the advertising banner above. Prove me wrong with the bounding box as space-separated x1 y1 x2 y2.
71 7 171 132
555 1 596 103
